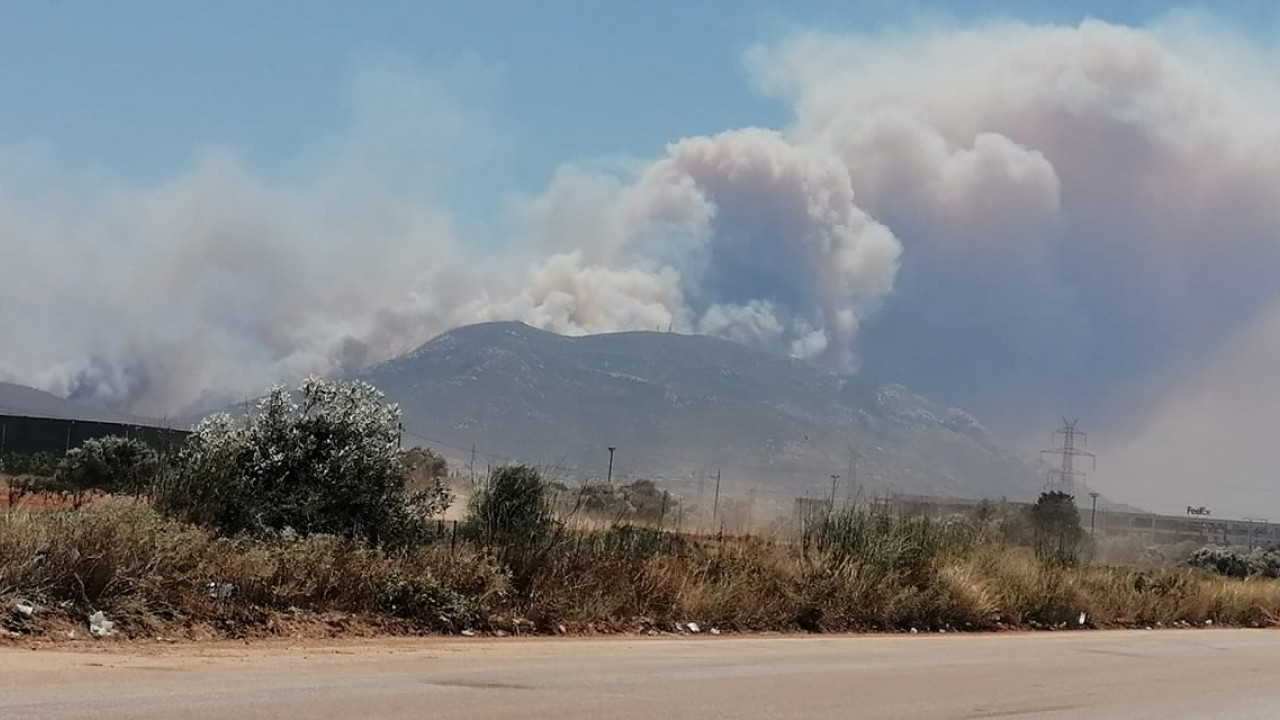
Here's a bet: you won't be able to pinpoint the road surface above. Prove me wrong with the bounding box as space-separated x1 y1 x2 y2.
2 630 1279 719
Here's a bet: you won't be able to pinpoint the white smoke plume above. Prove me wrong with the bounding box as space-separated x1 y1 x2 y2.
7 14 1280 517
0 56 488 415
747 18 1280 430
480 128 901 366
0 78 900 416
747 16 1280 513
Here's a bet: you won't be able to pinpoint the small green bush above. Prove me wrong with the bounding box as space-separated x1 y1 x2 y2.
1 452 60 478
469 465 555 546
57 435 160 495
1030 492 1085 567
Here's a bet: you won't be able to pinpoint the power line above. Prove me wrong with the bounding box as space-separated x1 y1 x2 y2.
399 424 706 486
399 428 518 465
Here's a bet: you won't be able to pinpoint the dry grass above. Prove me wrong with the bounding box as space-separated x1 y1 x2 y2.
0 505 504 638
2 504 1279 639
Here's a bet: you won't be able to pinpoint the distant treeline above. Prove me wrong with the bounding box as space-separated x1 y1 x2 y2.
0 413 188 459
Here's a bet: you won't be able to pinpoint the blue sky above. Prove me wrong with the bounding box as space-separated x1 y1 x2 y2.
2 0 1275 200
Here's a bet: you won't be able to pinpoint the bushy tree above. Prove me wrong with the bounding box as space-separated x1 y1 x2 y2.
153 377 448 546
619 479 675 523
397 446 453 521
469 465 554 545
1188 546 1280 579
400 447 449 489
0 452 60 478
563 478 677 524
2 453 67 506
467 464 564 604
57 435 160 496
1030 491 1085 567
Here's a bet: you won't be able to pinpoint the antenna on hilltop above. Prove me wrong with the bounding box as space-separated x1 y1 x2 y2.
1039 417 1096 496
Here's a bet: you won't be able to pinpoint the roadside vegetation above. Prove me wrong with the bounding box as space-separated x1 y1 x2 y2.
3 377 1280 641
1187 546 1280 579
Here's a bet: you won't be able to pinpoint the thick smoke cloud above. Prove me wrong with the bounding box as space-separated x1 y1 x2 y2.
0 82 900 416
483 128 901 365
7 16 1280 515
0 150 466 414
0 58 485 416
746 19 1280 434
747 17 1280 513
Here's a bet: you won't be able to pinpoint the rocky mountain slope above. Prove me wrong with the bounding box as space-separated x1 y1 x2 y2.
356 322 1040 505
0 382 148 424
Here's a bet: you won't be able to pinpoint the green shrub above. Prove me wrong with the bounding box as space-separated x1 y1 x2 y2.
151 377 449 547
1030 492 1085 567
1 452 60 478
399 447 449 489
57 435 160 495
469 465 555 546
1188 546 1280 578
805 508 976 576
561 479 679 524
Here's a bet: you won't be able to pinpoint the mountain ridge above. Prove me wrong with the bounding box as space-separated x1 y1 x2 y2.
357 321 1039 505
0 381 158 425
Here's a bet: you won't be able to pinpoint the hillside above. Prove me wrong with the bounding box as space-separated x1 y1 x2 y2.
0 382 148 424
356 322 1040 506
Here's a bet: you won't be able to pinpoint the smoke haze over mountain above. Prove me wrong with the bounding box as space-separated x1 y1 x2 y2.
5 11 1280 514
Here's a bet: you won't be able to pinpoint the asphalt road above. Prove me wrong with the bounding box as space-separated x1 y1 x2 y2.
3 630 1279 719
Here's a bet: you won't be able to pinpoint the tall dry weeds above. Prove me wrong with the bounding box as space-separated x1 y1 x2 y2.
3 504 1280 638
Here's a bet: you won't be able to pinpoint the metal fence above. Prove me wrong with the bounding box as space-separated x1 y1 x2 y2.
0 413 189 459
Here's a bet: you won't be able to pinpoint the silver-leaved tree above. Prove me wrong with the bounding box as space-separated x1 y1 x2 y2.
153 376 450 547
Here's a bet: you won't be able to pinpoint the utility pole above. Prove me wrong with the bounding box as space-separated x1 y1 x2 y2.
1040 418 1096 496
606 446 617 485
829 473 841 514
847 445 860 506
1088 491 1100 537
712 469 722 528
396 422 403 452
